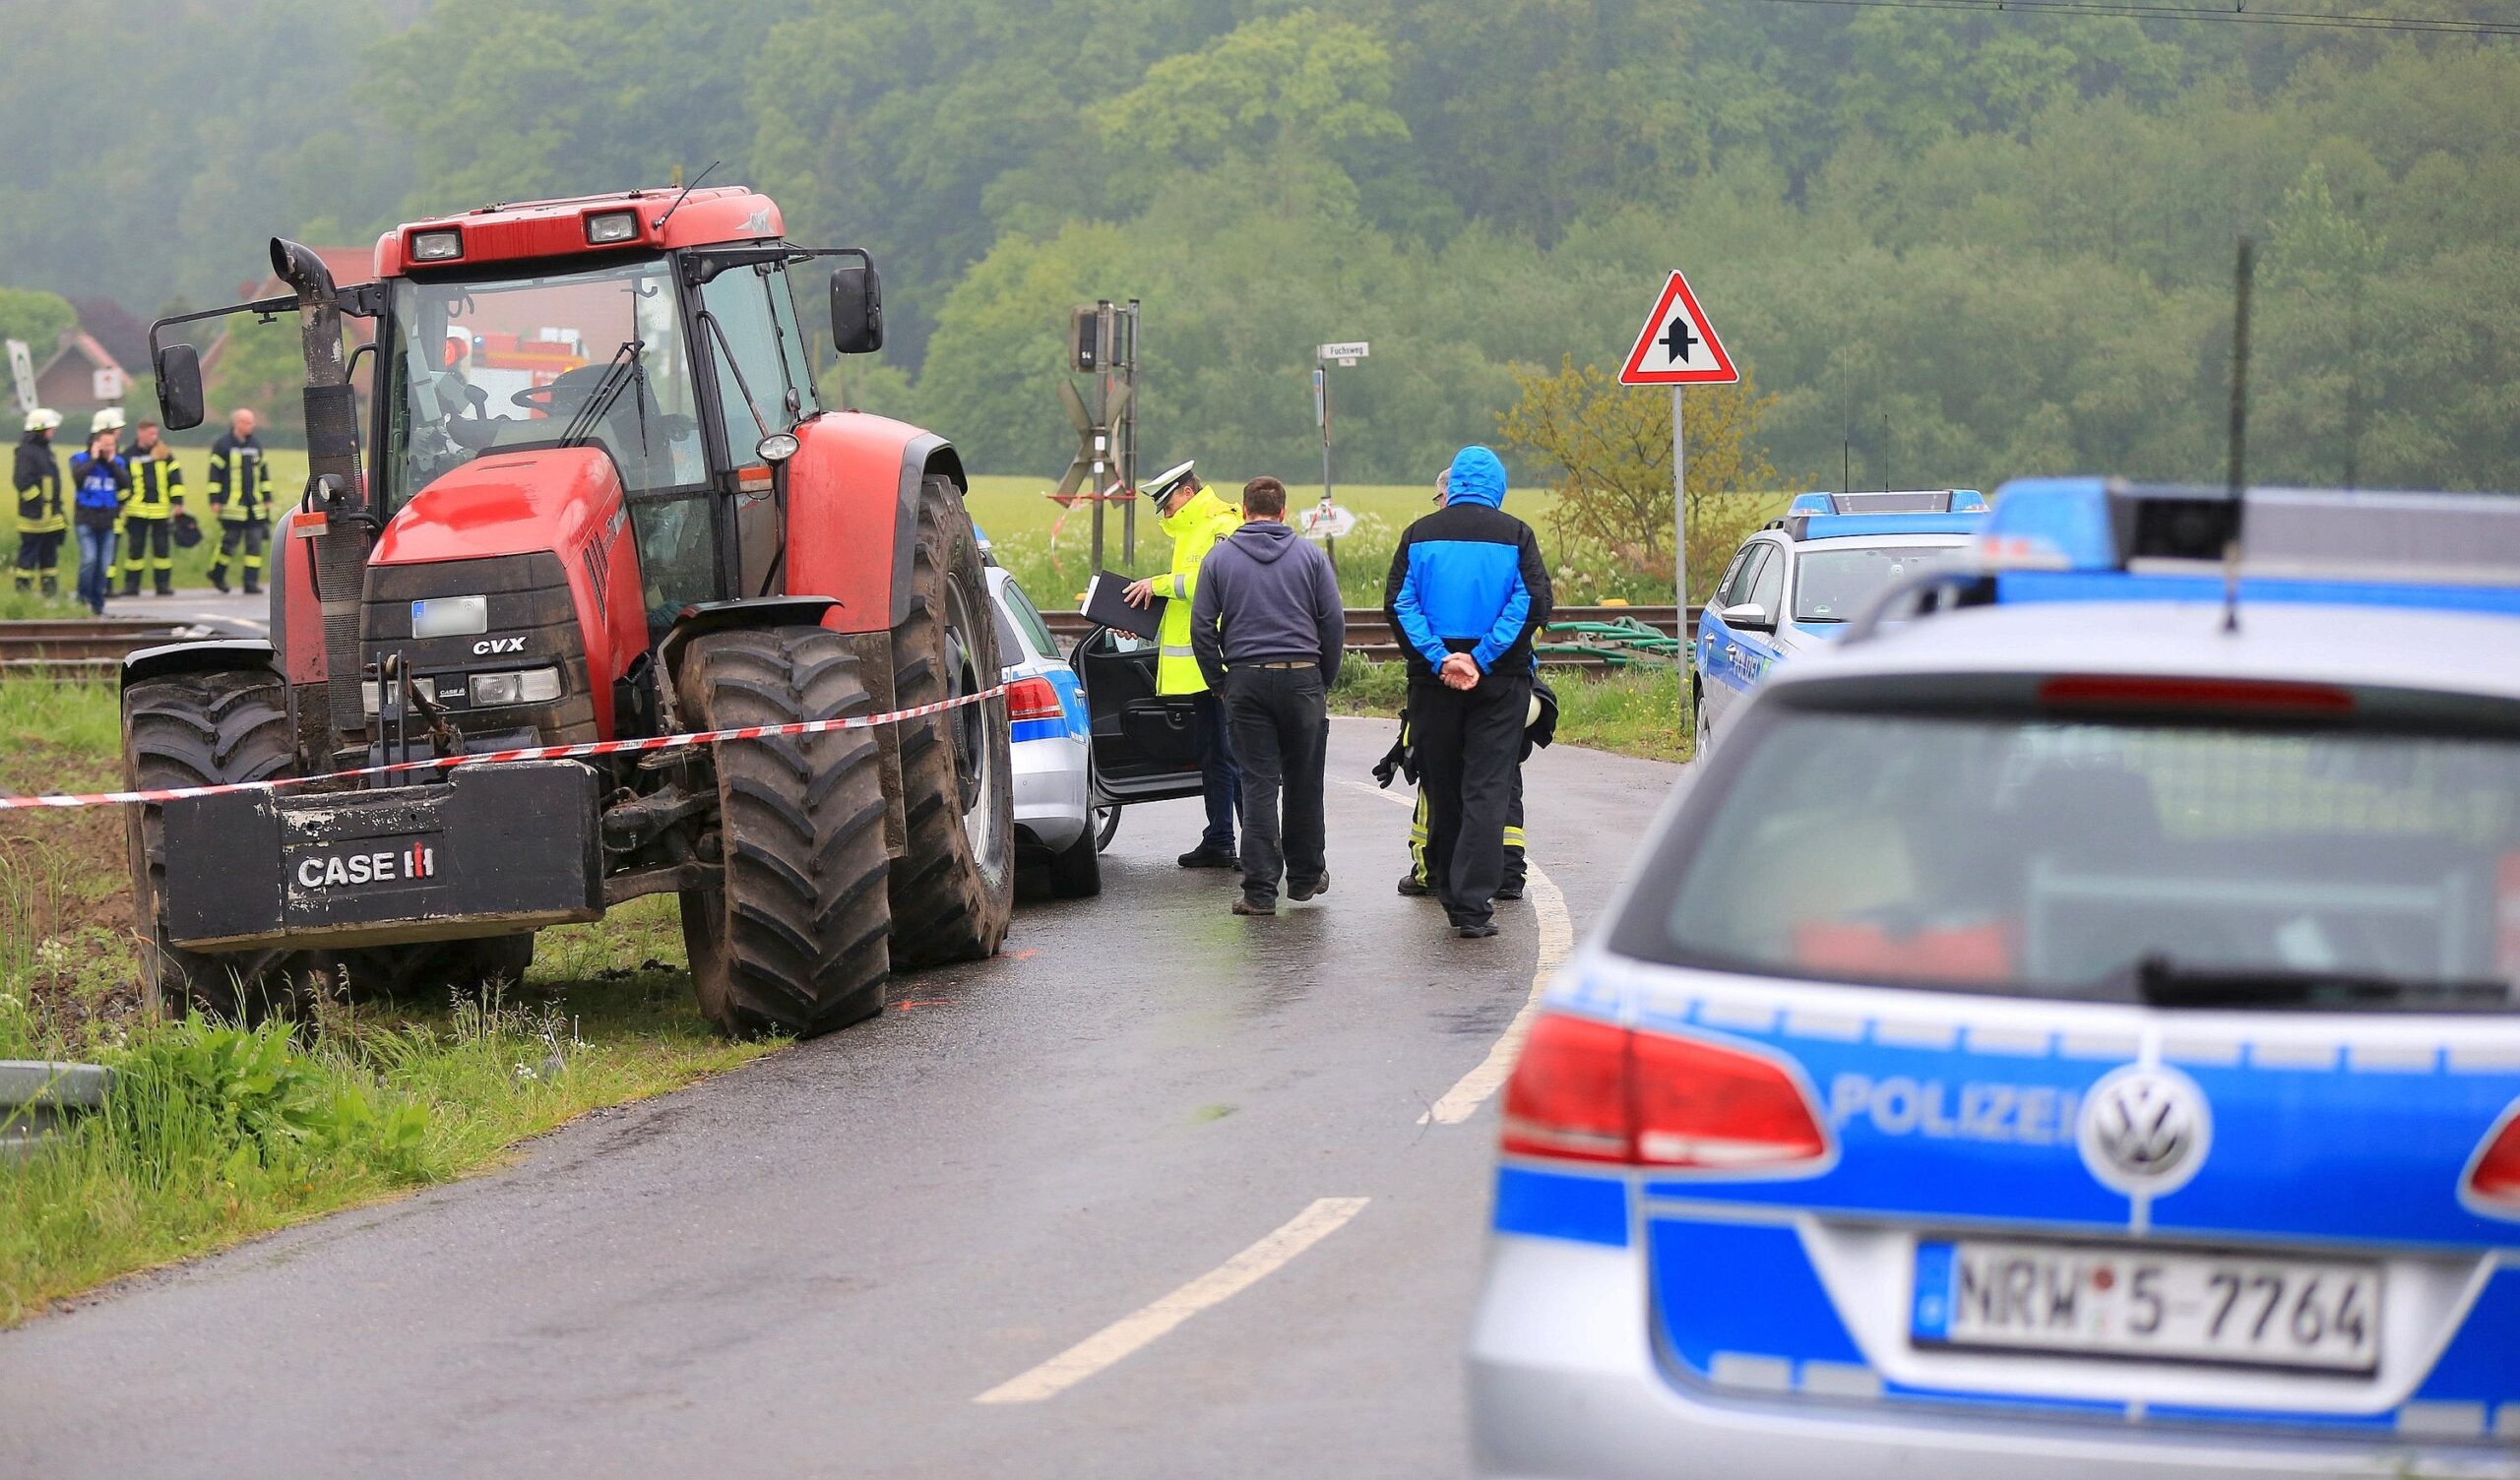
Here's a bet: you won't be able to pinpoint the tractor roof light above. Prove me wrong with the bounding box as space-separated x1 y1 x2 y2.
409 229 464 263
585 211 640 245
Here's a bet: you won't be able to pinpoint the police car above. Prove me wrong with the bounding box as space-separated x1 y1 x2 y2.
1693 490 1984 752
1472 479 2520 1479
988 564 1106 897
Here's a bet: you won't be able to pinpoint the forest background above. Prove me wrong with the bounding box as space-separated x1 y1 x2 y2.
0 0 2512 499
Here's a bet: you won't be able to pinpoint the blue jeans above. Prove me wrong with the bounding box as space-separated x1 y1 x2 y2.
1192 688 1240 852
74 524 116 614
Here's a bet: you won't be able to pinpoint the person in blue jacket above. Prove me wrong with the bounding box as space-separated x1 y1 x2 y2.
1383 446 1551 938
66 428 130 615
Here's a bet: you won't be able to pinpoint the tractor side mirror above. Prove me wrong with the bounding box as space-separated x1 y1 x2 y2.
155 343 206 431
829 256 883 356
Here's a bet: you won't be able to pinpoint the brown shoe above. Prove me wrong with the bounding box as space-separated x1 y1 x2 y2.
1230 897 1275 917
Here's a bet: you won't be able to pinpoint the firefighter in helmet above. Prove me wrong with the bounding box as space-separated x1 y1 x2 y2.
13 407 65 596
207 406 274 594
118 417 185 596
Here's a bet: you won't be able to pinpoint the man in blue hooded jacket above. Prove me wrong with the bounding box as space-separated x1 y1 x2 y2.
1384 446 1551 938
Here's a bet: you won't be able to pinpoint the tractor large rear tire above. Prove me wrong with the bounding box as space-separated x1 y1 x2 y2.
675 626 892 1038
885 475 1015 967
122 669 308 1021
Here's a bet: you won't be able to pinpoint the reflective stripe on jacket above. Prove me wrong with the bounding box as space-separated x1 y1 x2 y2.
1151 486 1242 696
125 451 185 517
209 433 273 522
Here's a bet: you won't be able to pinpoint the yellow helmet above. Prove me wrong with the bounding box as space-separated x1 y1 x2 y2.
24 407 62 434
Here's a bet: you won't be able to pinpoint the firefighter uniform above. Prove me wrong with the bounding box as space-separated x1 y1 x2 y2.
119 448 185 596
13 411 65 596
207 428 275 592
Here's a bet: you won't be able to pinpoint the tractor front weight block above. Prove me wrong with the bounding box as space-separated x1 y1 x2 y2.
159 762 605 952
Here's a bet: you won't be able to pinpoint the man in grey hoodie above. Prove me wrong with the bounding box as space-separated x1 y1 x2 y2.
1191 476 1347 916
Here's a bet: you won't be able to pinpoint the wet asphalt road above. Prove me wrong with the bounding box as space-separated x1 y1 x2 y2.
0 719 1681 1479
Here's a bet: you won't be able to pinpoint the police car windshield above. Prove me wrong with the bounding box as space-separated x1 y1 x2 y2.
1615 708 2520 1007
1793 544 1964 622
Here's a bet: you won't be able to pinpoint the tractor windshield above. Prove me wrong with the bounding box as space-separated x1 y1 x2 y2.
378 259 706 509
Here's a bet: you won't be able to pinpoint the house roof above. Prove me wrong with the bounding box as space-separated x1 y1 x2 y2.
34 331 127 381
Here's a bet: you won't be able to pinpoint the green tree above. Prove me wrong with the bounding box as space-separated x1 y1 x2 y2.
1496 357 1777 594
0 287 76 363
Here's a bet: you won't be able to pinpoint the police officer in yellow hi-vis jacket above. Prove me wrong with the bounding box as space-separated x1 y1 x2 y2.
13 406 66 596
119 419 185 596
207 406 275 594
1123 460 1246 868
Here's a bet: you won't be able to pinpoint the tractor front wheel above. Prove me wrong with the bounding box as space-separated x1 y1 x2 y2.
885 475 1015 966
122 668 309 1021
675 625 892 1038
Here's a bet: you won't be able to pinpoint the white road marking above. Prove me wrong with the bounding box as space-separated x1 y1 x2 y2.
973 1197 1371 1404
1333 776 1574 1125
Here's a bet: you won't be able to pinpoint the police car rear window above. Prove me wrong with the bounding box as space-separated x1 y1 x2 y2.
1615 709 2520 1008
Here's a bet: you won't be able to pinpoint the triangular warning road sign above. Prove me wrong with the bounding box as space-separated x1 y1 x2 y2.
1618 271 1738 387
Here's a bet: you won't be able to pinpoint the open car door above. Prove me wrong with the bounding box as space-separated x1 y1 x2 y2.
1072 626 1208 807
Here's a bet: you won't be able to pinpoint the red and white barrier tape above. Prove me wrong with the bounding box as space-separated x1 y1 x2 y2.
0 684 1008 812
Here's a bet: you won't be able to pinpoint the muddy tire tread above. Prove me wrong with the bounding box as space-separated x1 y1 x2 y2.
677 625 891 1038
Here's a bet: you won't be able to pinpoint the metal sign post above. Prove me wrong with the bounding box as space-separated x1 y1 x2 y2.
1616 272 1737 743
1314 341 1366 572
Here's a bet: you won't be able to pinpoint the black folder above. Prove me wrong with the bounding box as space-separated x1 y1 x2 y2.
1082 570 1165 640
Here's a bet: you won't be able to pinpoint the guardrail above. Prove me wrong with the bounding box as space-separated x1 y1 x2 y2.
1040 604 1702 671
0 1061 111 1161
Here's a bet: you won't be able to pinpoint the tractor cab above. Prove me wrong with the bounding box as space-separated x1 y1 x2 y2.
366 189 867 635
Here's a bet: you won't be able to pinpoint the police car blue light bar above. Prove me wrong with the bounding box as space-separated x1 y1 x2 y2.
1969 477 2520 614
1788 489 1984 518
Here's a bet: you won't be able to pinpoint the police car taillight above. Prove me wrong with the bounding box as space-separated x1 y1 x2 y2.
1005 676 1065 723
2463 1105 2520 1216
1501 1013 1829 1171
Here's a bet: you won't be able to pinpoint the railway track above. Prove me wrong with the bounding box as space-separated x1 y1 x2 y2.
1040 603 1701 671
0 603 1706 683
0 619 230 679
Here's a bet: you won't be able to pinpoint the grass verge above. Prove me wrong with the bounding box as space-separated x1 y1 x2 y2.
1330 658 1693 765
0 679 777 1326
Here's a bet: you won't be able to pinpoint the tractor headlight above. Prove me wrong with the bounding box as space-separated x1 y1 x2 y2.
585 210 640 245
409 229 463 263
470 667 563 708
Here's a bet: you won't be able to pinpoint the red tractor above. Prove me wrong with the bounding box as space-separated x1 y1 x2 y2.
129 186 1013 1035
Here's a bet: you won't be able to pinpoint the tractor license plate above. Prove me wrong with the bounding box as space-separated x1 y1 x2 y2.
1912 1239 2380 1373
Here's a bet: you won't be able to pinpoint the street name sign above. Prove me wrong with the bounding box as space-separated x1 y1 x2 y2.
1618 272 1737 387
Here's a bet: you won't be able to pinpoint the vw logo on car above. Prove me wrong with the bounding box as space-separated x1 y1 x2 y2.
2076 1064 2213 1196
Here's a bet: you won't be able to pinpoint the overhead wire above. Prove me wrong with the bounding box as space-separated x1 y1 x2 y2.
1749 0 2520 37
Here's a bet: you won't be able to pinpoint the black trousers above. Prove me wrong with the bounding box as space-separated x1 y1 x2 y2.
122 516 173 592
210 517 266 586
1225 665 1328 907
1410 670 1532 928
13 528 64 591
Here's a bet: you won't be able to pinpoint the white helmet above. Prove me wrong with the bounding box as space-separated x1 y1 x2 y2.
25 407 62 434
91 406 126 435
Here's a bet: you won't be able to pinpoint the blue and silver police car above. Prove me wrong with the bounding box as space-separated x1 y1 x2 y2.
1694 490 1984 753
986 564 1105 897
1473 480 2520 1478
